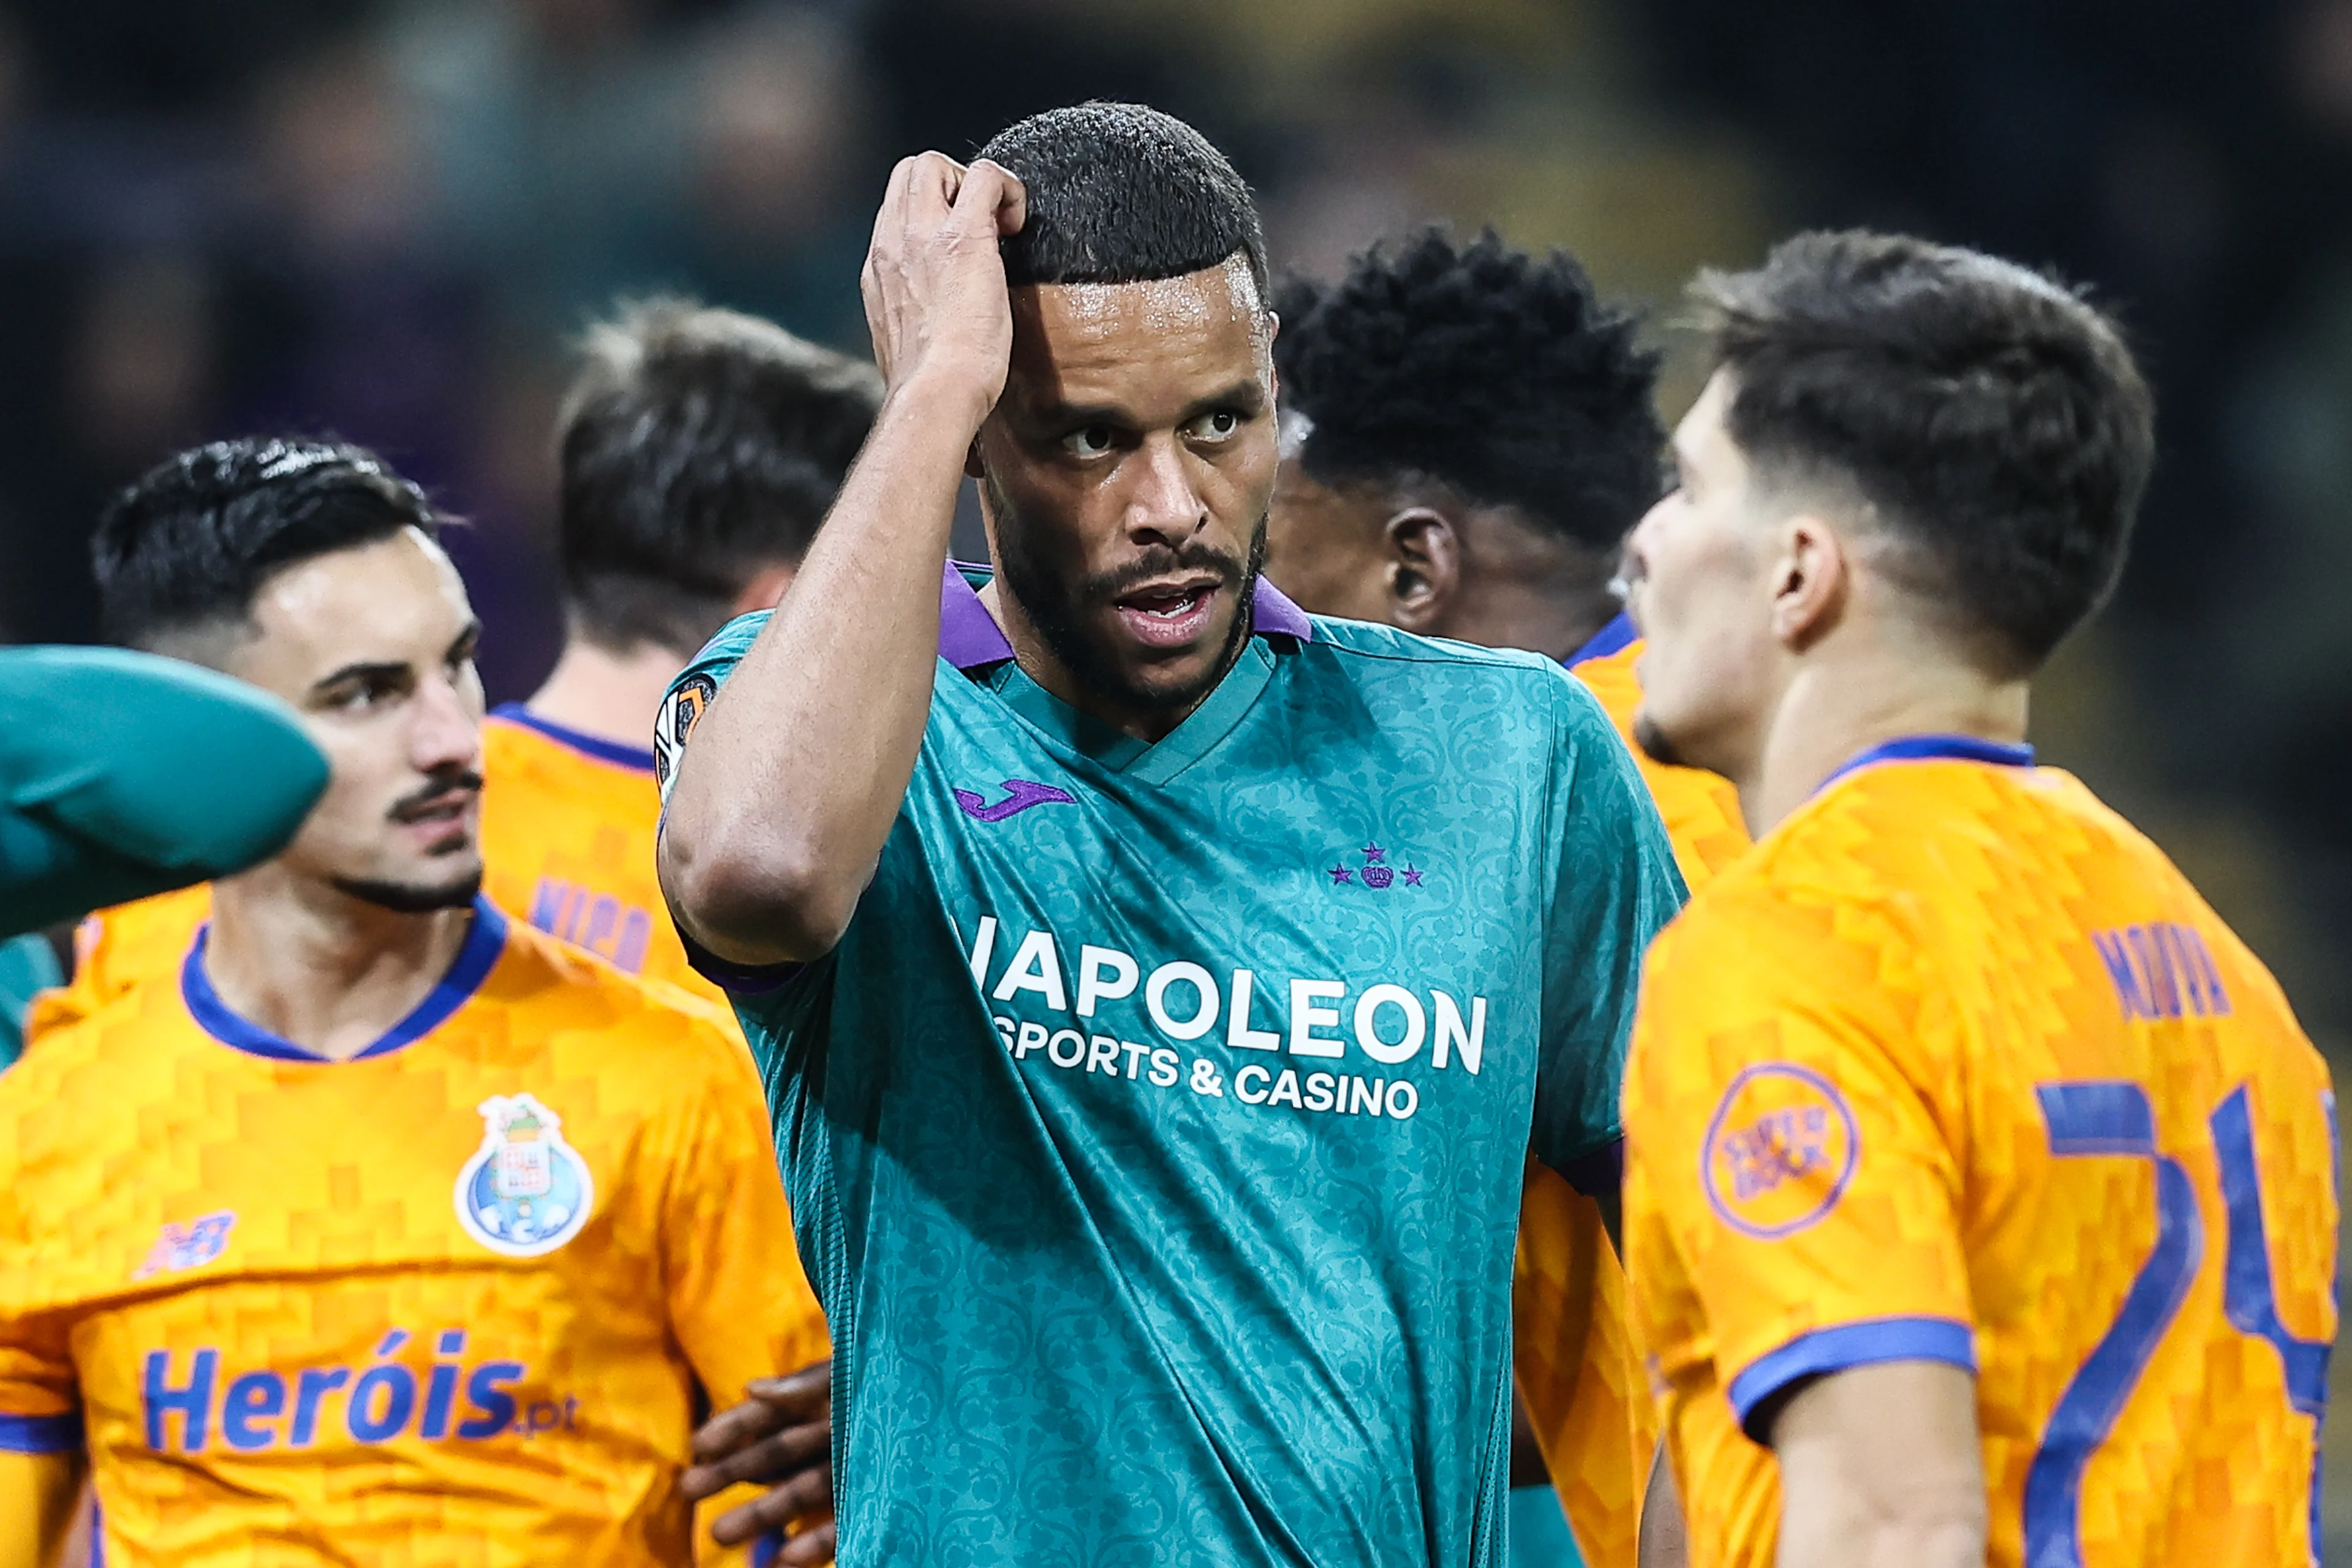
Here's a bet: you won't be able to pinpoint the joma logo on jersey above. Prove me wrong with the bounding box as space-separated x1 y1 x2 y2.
140 1330 572 1454
954 778 1076 822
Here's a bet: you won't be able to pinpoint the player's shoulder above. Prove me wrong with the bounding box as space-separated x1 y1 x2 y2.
0 960 202 1154
487 916 745 1073
1299 615 1619 741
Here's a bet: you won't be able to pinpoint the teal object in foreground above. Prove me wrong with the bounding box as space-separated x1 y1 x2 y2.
1509 1483 1588 1568
0 929 63 1069
668 565 1686 1568
0 646 329 937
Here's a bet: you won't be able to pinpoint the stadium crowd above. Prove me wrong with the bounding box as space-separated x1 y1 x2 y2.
0 82 2337 1568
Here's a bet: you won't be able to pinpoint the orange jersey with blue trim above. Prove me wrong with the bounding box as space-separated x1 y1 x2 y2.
1513 616 1752 1567
0 900 827 1565
27 704 722 1042
1624 737 2337 1568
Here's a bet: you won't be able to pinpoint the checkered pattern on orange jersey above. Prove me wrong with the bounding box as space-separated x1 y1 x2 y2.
0 907 826 1566
1625 745 2336 1568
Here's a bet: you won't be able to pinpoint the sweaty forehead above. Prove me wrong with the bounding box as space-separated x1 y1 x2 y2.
1007 257 1270 410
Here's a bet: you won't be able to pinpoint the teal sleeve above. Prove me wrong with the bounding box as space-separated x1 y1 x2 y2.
1531 674 1689 1180
0 646 330 937
0 929 64 1069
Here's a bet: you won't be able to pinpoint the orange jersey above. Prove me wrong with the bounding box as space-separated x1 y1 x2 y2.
1624 737 2336 1568
1513 617 1752 1567
28 704 723 1042
0 899 827 1565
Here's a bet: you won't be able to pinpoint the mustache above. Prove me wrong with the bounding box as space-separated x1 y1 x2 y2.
1083 543 1248 602
387 769 484 823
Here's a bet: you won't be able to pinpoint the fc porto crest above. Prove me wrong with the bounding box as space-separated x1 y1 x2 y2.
454 1093 595 1257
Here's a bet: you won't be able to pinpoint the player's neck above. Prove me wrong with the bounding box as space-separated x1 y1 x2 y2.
526 635 692 751
978 577 1229 744
1441 579 1621 665
1746 649 2029 837
202 873 477 1061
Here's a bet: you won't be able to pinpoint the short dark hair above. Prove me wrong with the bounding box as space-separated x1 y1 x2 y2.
94 437 442 652
978 102 1268 303
1275 227 1665 551
556 298 885 654
1692 230 2155 676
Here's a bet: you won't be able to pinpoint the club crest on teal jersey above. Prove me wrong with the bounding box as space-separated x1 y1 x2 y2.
454 1093 595 1257
1325 841 1425 889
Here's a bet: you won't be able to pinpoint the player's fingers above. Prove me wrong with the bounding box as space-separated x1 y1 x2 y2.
710 1470 835 1545
962 157 1028 236
683 1420 831 1495
745 1360 831 1411
772 1518 840 1567
689 1396 791 1464
908 149 968 221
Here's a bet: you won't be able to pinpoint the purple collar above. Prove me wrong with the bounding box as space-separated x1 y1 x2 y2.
490 703 655 774
1815 733 2036 795
937 560 1313 673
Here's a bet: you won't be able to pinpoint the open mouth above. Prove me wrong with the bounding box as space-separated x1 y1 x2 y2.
1112 578 1220 650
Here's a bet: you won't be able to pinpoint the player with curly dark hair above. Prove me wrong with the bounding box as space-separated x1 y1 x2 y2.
1267 227 1665 662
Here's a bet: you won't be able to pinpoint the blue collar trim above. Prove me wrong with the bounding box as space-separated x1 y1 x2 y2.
182 896 508 1063
1815 733 2036 795
1566 611 1638 668
489 703 655 774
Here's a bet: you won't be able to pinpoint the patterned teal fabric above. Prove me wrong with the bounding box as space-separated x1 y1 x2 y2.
668 576 1684 1568
1507 1484 1588 1568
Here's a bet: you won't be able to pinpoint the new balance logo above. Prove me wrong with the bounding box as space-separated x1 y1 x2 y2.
954 779 1076 823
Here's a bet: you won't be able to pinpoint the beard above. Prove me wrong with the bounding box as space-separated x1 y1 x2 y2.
332 865 484 914
989 473 1268 721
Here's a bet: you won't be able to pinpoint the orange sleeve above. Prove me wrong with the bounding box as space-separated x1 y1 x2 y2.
1624 890 1973 1441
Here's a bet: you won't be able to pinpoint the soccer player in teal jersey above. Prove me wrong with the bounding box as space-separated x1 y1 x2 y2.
657 104 1686 1567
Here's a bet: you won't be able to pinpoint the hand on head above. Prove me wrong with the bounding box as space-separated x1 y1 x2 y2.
861 153 1027 412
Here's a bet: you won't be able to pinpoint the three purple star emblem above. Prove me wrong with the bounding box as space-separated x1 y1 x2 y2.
1331 842 1423 892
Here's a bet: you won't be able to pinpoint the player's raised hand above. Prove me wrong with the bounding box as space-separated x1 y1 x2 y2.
684 1362 835 1563
861 152 1027 415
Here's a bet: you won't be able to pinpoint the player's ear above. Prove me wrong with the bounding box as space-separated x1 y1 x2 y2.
1384 508 1459 633
1770 513 1849 652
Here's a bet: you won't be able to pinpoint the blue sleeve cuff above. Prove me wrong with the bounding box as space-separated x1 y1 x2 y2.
1726 1316 1975 1442
0 1410 85 1453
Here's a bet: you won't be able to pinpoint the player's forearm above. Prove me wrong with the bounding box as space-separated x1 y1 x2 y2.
662 376 986 963
1771 1362 1986 1568
0 1449 85 1568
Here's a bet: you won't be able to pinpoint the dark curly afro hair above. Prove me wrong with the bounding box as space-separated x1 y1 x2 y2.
1275 227 1664 550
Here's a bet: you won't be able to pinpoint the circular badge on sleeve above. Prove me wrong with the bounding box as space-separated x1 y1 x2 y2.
1700 1063 1860 1240
652 673 715 801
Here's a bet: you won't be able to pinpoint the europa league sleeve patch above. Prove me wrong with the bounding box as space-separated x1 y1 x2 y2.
652 673 715 804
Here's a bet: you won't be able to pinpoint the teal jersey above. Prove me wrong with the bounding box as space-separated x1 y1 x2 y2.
660 565 1685 1568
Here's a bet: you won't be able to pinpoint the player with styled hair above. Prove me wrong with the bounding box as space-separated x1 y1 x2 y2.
34 300 882 1027
0 438 825 1563
1268 227 1746 1568
1620 232 2334 1567
657 103 1684 1566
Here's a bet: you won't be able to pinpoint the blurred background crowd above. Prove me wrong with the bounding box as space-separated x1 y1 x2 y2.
4 0 2351 1525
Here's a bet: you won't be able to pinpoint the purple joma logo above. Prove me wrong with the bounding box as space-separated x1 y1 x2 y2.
1329 842 1423 890
954 778 1077 823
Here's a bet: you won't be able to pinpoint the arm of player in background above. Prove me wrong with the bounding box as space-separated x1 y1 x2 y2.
0 646 328 939
0 1450 85 1568
1768 1360 1986 1568
657 154 1026 967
